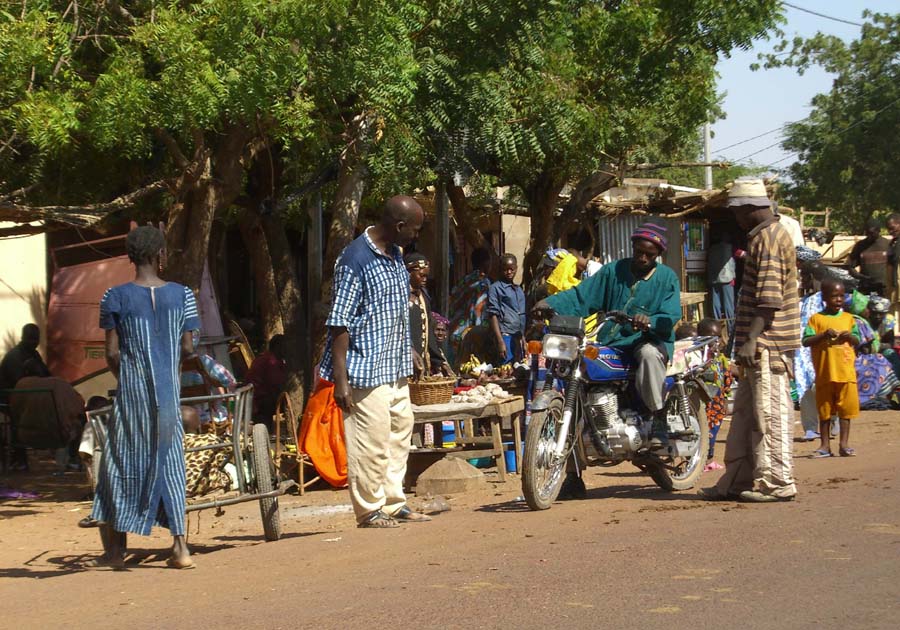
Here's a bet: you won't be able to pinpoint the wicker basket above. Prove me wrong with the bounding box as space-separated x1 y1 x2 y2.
408 377 456 406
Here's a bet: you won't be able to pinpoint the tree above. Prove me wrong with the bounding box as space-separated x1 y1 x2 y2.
761 11 900 231
0 1 331 410
412 0 784 282
0 1 452 403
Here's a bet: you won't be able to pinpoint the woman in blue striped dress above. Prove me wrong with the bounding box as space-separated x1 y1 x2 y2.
90 226 200 569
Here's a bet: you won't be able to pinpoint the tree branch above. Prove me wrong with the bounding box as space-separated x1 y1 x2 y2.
105 0 136 24
0 180 168 226
0 184 38 202
630 161 730 171
553 170 617 242
155 128 190 169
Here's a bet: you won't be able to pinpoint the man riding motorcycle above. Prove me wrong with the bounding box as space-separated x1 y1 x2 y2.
532 223 682 496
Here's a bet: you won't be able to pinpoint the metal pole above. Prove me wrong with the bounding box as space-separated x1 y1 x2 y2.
703 122 713 191
435 181 451 314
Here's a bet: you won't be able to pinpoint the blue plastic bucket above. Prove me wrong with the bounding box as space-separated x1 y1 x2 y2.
503 442 517 473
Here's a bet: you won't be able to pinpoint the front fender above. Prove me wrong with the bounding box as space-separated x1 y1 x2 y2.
686 376 714 404
529 389 564 413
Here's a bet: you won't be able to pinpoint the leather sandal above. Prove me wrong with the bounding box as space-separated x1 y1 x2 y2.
357 510 400 528
391 506 432 522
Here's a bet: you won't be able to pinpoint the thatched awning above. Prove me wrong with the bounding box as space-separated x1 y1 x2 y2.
589 178 778 219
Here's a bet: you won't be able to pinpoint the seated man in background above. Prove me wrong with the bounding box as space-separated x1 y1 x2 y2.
0 324 50 390
11 359 85 473
1 324 51 470
246 334 288 426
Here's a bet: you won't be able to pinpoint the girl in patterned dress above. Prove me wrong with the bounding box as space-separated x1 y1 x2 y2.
698 319 733 472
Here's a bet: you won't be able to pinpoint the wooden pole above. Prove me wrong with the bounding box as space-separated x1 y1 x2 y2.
435 181 451 315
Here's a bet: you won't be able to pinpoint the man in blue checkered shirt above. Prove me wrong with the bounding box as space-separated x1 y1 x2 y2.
320 195 432 528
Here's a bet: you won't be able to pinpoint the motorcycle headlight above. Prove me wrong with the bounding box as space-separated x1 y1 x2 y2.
541 334 580 361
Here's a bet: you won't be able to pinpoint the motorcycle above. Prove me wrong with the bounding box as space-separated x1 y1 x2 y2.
521 310 718 510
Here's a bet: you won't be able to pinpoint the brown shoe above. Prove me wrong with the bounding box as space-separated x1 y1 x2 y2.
391 506 432 522
697 486 741 501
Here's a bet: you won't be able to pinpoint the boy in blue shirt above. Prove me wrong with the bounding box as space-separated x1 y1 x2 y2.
487 254 526 365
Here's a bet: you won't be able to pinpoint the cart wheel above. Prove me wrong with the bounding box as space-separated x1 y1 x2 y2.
252 423 282 541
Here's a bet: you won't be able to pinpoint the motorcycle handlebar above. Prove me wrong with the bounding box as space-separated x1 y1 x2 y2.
603 310 633 325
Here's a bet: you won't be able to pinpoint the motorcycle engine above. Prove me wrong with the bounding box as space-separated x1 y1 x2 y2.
585 387 643 459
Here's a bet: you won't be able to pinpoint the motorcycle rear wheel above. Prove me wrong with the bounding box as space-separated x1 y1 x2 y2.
649 394 709 492
522 396 572 510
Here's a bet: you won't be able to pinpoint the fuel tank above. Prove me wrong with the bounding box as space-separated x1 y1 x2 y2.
581 344 635 382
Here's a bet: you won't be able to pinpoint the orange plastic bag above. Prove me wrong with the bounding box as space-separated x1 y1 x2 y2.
299 380 348 488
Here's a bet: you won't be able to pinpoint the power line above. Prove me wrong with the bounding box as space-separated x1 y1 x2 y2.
732 137 792 163
714 125 787 153
781 2 865 28
735 94 900 169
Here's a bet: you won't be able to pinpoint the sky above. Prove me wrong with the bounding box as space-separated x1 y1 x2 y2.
710 0 898 173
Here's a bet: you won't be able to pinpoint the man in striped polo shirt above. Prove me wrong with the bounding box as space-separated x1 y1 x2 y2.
320 195 432 528
700 179 801 503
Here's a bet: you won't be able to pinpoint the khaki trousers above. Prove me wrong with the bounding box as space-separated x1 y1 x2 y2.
344 379 415 522
716 349 797 499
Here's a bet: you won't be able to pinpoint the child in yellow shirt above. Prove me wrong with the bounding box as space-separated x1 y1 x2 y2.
802 279 860 458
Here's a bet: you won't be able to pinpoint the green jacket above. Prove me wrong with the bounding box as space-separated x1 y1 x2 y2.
545 259 681 359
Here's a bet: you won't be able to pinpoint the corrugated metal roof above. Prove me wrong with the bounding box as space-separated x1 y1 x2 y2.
595 214 646 264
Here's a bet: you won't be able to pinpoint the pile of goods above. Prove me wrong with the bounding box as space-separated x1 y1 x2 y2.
458 355 516 383
450 383 510 404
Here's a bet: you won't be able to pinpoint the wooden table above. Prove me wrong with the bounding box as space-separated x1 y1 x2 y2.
409 395 526 483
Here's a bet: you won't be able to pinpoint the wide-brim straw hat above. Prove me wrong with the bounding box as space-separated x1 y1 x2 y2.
726 178 771 208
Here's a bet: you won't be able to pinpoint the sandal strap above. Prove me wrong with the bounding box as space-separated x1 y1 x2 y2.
358 510 398 528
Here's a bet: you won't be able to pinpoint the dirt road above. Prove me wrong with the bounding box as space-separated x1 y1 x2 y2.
2 410 899 629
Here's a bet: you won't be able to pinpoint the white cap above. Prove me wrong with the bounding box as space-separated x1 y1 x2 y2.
726 178 770 208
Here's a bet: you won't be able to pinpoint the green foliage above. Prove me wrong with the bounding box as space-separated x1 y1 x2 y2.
409 0 784 205
0 0 784 229
761 11 900 232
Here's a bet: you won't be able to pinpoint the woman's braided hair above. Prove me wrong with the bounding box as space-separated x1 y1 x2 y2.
126 226 165 265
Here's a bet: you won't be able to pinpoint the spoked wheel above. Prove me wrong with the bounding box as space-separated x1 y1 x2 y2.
252 423 283 541
648 394 709 492
522 396 573 510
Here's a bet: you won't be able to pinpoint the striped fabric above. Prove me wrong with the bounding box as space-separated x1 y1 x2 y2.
319 228 413 389
91 282 199 536
733 220 801 355
716 349 797 499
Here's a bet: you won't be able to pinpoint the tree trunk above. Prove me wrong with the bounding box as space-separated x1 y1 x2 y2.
522 174 566 288
164 125 252 291
261 213 307 413
447 184 487 249
239 210 283 341
552 170 616 244
313 111 373 362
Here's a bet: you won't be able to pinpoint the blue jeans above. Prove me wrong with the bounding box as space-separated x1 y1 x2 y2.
711 282 734 321
501 333 523 365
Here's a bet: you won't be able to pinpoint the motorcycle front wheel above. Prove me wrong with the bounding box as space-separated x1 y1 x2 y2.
648 392 709 491
522 396 572 510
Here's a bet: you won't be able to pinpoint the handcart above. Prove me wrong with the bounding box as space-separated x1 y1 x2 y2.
87 384 293 541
